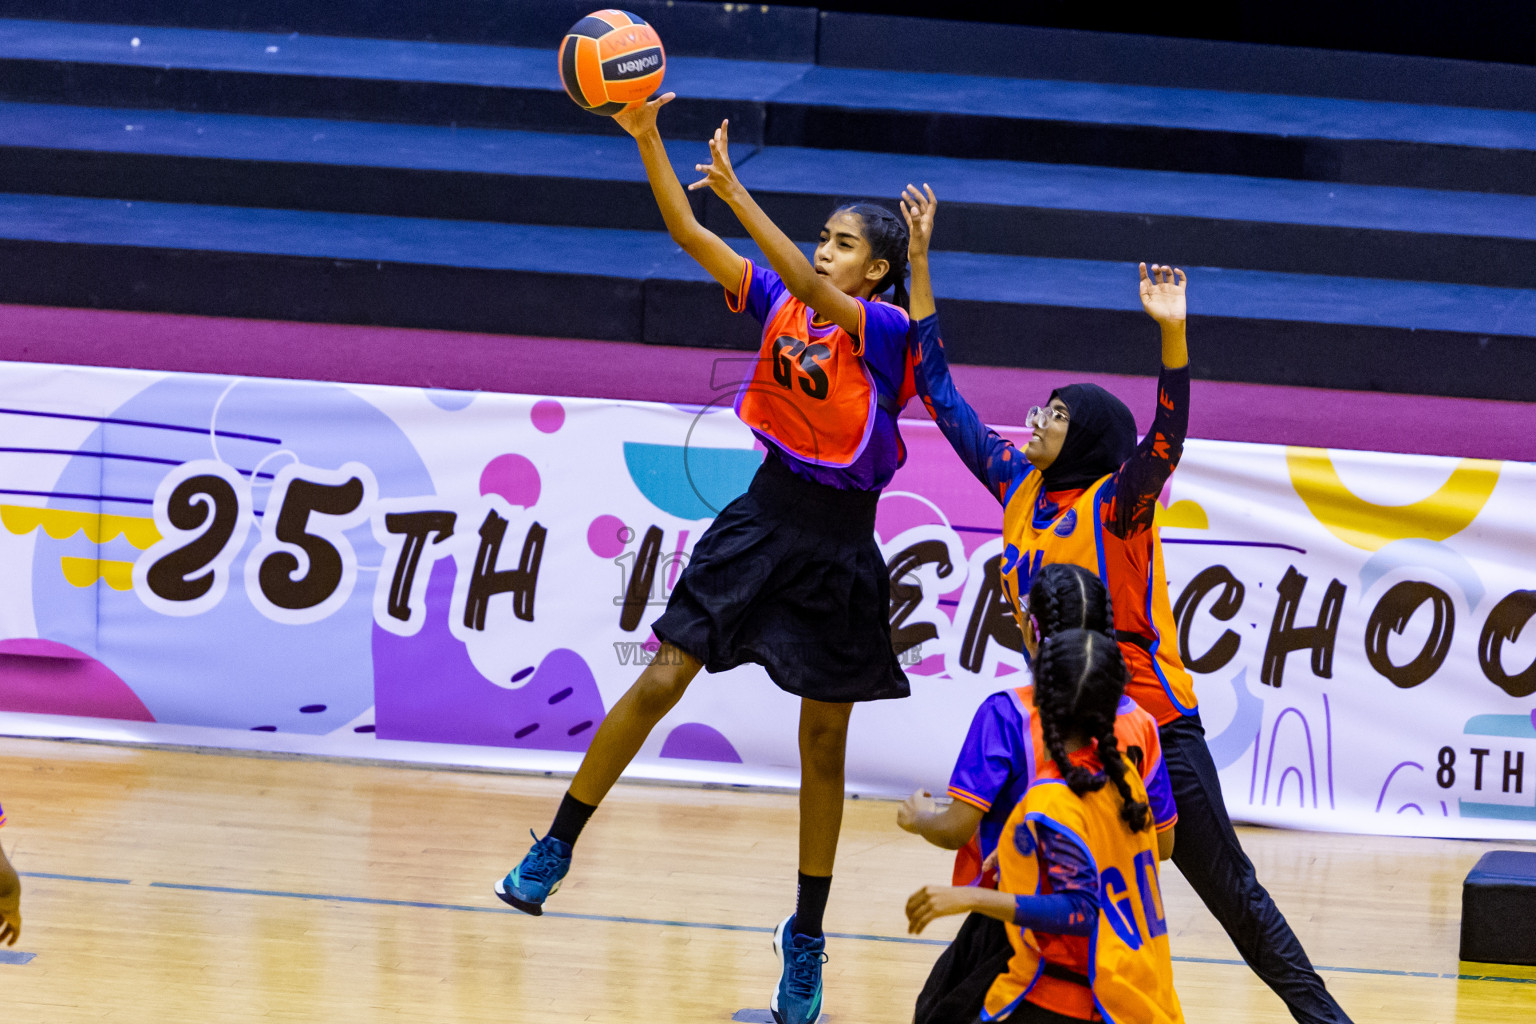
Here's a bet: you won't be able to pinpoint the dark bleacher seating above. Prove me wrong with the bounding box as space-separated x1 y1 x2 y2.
9 104 1534 289
0 5 1533 401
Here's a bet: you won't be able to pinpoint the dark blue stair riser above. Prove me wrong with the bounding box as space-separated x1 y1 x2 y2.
1 238 1530 401
0 1 819 62
0 145 708 232
5 56 1534 195
933 300 1536 403
815 12 1536 113
764 106 1536 196
6 143 1534 290
698 191 1536 290
0 59 771 143
0 239 655 341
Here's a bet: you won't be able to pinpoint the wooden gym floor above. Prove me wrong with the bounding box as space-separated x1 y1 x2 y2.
0 735 1531 1023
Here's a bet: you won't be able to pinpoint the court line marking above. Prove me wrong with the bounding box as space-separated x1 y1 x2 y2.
20 870 132 885
0 950 36 965
33 872 1536 982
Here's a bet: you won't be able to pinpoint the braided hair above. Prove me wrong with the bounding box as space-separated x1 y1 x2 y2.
1033 627 1151 834
834 202 910 311
1027 563 1114 643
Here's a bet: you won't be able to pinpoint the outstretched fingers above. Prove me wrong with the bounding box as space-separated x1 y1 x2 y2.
1140 263 1186 289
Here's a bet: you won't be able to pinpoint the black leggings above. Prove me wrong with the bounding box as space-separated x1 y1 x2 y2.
1160 712 1353 1024
914 912 1014 1024
914 915 1090 1024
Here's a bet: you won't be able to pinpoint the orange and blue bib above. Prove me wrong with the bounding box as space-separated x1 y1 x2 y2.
999 472 1198 726
987 769 1185 1024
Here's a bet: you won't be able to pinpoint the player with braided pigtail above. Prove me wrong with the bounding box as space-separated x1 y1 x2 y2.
908 629 1183 1024
1033 636 1151 835
899 563 1174 1024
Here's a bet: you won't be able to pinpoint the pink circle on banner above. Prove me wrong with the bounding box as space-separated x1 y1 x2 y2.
588 515 628 558
531 399 566 433
480 454 541 508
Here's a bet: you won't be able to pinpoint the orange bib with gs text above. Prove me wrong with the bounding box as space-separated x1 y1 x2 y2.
733 285 904 468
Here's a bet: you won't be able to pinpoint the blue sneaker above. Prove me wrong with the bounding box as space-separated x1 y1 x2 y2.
494 831 571 916
771 914 827 1024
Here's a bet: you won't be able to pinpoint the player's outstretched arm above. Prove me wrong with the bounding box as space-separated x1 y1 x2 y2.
906 884 1016 934
1138 262 1188 370
688 119 864 336
613 95 745 290
0 841 20 946
900 186 1027 503
896 787 984 850
901 183 938 321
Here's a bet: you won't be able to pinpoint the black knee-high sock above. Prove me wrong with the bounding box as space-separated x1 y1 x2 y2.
794 872 832 938
546 791 597 848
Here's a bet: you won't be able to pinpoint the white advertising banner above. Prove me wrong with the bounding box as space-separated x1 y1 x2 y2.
0 360 1531 839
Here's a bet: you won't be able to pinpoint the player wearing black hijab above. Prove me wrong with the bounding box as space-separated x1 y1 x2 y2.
901 184 1353 1024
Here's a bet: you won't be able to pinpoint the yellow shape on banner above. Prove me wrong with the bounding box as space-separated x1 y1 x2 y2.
1 505 160 548
1285 447 1501 552
1156 500 1209 530
59 556 135 591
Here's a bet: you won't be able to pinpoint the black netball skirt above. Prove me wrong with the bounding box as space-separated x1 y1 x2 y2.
651 453 910 704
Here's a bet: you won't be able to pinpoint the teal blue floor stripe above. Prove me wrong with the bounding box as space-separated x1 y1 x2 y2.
21 870 131 884
148 880 947 944
0 874 1496 987
0 949 36 965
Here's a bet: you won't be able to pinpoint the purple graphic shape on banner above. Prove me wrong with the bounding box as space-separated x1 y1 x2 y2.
660 722 743 763
27 375 432 734
372 562 605 750
0 638 153 721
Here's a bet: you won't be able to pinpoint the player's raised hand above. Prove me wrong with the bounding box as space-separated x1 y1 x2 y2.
1139 263 1187 326
900 183 938 261
687 120 743 200
611 91 675 139
896 787 938 833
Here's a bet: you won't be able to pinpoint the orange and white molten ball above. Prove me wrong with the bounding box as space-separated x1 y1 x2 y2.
557 9 667 115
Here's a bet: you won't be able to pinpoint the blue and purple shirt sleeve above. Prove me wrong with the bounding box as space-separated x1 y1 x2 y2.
726 259 789 324
1013 821 1098 936
855 298 911 402
911 314 1033 503
948 693 1028 814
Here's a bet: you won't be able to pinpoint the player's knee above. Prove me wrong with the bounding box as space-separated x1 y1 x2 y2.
630 656 694 716
799 718 849 776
